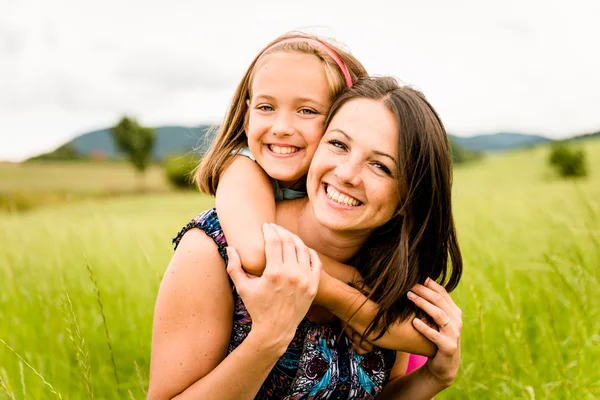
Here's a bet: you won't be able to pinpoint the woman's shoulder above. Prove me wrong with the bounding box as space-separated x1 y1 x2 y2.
172 208 228 261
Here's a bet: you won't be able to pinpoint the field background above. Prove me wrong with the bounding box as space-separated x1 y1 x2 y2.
1 140 599 399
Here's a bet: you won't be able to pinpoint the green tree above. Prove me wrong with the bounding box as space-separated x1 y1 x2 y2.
110 117 156 189
164 153 199 190
548 144 587 178
449 137 482 164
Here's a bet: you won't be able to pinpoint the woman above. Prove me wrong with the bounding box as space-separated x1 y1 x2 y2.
148 77 462 399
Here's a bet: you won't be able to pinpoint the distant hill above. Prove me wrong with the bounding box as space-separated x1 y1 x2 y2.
450 132 553 152
31 127 573 162
31 125 214 161
564 130 600 143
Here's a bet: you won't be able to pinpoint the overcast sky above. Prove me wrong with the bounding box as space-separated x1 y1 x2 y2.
1 0 599 161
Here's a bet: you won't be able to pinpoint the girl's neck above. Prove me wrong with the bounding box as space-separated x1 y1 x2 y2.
276 198 369 263
278 177 306 191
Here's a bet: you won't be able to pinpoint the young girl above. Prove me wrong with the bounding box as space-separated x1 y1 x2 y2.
196 33 441 358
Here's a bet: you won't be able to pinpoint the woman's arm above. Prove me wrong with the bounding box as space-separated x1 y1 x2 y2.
376 278 462 399
148 224 321 400
216 156 275 276
148 230 283 399
315 255 437 356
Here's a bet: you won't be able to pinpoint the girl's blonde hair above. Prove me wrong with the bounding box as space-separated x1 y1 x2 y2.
195 32 368 195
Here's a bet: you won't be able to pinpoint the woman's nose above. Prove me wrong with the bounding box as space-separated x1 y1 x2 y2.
334 159 362 186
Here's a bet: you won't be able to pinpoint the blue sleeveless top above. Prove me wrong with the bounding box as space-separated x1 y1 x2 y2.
173 208 396 399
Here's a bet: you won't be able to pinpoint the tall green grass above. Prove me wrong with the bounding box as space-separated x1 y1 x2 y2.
1 141 599 398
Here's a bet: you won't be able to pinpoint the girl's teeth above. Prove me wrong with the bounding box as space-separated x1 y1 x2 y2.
325 185 361 206
270 145 299 154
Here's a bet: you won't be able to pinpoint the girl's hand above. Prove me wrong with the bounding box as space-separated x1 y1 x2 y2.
226 223 322 353
343 324 375 355
407 278 462 386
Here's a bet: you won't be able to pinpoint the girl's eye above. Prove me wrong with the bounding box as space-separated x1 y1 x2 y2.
299 108 317 115
328 139 347 150
257 105 274 112
373 162 392 175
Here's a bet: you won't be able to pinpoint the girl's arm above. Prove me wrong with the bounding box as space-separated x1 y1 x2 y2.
315 255 437 356
216 156 274 276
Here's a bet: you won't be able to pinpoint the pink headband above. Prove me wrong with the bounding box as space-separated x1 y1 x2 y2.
259 37 353 88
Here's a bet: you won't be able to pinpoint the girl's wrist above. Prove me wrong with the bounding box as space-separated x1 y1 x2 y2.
314 270 335 307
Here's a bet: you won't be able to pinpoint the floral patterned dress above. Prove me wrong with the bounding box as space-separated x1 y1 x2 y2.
173 208 396 399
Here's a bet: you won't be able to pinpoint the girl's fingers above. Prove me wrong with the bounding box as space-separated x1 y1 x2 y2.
344 325 373 355
263 223 282 271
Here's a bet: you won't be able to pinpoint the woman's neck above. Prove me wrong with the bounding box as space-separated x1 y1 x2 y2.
276 198 369 263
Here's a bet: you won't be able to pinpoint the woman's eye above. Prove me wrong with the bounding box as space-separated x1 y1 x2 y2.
373 162 392 175
299 108 316 115
257 105 274 111
328 140 347 150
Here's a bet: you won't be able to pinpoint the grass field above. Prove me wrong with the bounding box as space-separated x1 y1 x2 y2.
1 141 599 399
0 161 173 212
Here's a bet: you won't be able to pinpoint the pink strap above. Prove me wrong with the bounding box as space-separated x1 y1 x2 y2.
259 37 353 88
406 354 428 374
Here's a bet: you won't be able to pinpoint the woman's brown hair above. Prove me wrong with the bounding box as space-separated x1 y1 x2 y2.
327 76 463 340
195 32 368 195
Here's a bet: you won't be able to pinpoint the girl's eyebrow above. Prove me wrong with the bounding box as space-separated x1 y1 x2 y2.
328 128 398 166
253 94 327 108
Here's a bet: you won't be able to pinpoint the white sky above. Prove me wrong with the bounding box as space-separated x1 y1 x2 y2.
1 0 599 161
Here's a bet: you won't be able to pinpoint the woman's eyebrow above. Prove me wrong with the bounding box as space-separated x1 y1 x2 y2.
374 150 398 166
329 128 352 141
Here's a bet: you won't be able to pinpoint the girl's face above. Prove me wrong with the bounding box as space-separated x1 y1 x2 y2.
246 52 331 186
307 98 402 234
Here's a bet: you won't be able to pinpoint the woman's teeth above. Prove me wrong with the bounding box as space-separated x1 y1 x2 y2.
326 185 361 206
269 145 300 154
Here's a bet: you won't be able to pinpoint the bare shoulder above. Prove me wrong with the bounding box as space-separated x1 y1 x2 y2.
169 227 227 274
220 154 270 183
149 228 234 398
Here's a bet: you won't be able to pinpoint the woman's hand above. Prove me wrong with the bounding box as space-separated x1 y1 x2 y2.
407 278 462 386
226 223 322 354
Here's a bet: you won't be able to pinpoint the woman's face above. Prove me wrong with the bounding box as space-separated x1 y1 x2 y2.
307 98 401 234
